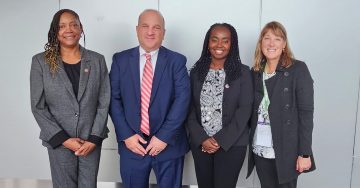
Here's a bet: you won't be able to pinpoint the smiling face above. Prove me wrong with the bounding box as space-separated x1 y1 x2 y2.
57 12 82 49
261 30 286 64
208 26 231 62
136 10 165 52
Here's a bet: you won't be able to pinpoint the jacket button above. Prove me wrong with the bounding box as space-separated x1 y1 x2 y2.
75 113 79 117
284 87 289 92
286 120 291 125
284 72 289 77
284 104 290 110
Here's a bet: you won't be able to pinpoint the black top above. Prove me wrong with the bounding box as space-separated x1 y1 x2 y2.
63 61 81 97
265 73 279 99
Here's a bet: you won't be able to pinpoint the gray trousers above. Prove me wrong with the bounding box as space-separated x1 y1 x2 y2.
47 146 101 188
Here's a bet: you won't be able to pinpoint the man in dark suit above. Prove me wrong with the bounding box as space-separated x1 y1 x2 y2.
109 9 190 188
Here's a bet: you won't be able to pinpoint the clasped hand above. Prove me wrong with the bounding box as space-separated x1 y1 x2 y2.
201 137 220 154
124 134 167 156
62 138 96 156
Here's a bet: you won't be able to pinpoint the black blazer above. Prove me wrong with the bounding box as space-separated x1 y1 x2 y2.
247 59 316 183
186 64 253 151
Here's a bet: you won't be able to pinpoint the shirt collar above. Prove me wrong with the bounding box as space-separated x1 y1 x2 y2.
139 46 159 58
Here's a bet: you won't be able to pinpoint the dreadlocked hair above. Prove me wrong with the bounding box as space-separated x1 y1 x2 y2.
44 9 85 75
191 23 242 84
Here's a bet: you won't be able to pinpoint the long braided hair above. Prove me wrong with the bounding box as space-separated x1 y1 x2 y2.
191 23 242 84
44 9 85 74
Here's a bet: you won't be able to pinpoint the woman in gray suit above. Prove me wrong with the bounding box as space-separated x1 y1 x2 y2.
30 9 110 188
186 23 253 188
246 21 315 188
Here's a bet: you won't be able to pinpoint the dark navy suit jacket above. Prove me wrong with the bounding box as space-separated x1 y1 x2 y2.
109 46 190 161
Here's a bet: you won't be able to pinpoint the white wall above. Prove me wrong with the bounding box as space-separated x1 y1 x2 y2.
0 0 359 187
260 1 360 187
353 78 360 188
0 0 59 179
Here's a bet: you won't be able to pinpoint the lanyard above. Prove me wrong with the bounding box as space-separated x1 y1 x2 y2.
260 71 271 112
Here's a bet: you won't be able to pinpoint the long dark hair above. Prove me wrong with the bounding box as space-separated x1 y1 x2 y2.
44 9 85 74
191 23 242 84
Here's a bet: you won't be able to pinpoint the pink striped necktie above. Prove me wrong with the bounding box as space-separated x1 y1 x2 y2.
140 53 153 136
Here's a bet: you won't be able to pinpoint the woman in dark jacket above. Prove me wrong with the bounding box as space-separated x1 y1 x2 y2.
186 23 253 188
246 21 315 188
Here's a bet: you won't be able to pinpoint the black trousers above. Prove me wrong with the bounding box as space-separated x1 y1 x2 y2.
254 155 298 188
191 145 247 188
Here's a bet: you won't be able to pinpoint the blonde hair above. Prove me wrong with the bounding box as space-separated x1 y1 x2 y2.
253 21 294 72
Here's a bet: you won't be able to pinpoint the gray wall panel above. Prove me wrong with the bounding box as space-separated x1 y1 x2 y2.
262 0 360 187
351 157 360 188
160 0 260 68
352 78 360 187
60 0 159 70
354 78 360 158
0 0 59 179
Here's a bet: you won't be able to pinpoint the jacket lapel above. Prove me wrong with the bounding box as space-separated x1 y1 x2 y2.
194 80 203 106
193 72 203 114
77 47 91 101
150 47 167 106
129 47 141 103
221 77 231 121
192 68 211 121
254 71 263 108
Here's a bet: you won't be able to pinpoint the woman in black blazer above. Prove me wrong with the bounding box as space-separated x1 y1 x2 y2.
186 23 253 188
246 21 315 188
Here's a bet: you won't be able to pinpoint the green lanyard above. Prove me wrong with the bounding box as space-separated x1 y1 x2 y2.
260 71 271 112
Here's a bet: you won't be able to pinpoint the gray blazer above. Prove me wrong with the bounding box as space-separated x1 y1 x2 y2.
30 46 110 148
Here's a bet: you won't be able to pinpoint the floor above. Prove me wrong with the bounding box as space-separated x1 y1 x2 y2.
0 178 199 188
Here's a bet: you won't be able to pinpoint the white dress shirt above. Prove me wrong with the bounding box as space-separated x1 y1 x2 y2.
139 47 159 82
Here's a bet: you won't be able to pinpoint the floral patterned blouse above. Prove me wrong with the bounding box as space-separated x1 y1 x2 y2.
200 69 226 136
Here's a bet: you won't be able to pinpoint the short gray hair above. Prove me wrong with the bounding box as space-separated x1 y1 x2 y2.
138 9 165 29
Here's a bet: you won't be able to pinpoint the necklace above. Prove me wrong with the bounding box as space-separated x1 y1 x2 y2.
264 64 276 79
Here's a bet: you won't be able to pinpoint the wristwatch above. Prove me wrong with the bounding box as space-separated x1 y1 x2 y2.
301 155 310 158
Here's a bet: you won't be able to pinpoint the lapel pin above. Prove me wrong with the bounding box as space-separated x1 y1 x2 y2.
84 68 89 73
225 84 230 88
